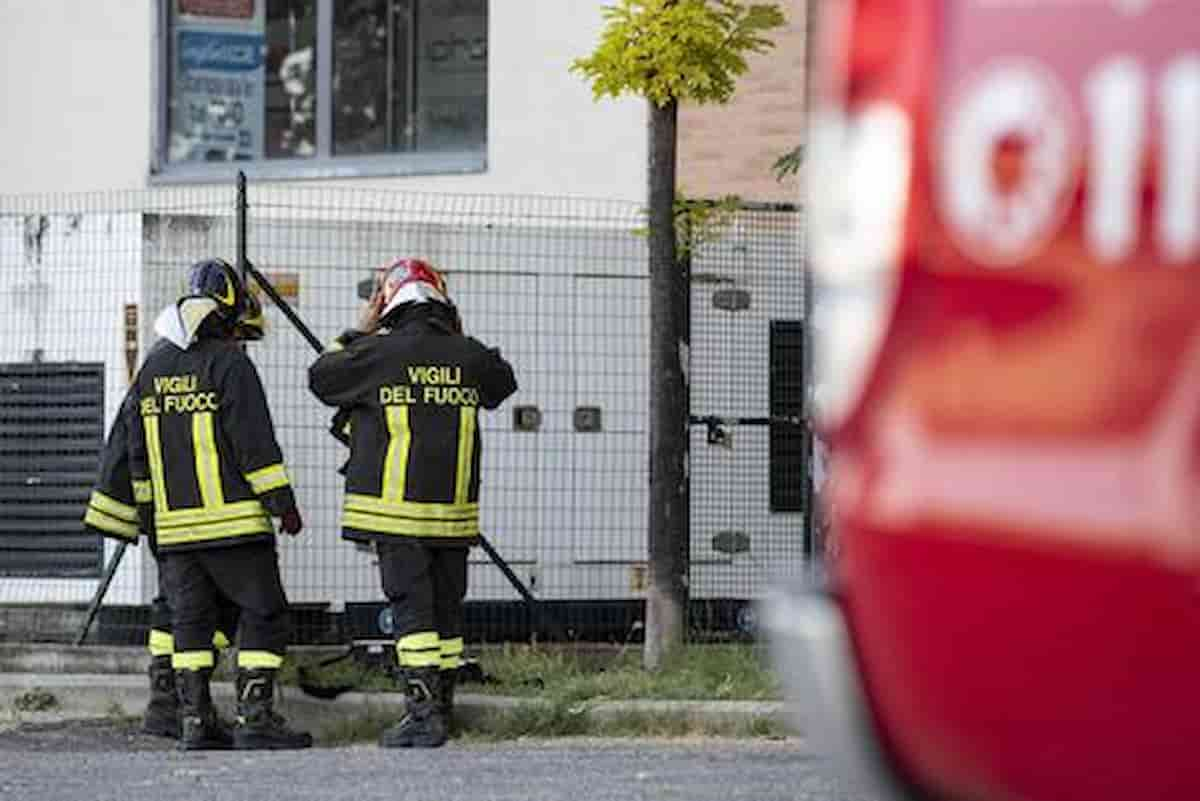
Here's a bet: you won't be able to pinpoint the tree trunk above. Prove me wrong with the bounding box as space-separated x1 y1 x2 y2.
803 0 819 566
644 98 688 671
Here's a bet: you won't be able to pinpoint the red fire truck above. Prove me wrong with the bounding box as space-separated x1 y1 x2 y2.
769 2 1200 800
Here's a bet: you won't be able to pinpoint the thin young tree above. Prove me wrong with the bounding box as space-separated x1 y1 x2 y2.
572 0 785 670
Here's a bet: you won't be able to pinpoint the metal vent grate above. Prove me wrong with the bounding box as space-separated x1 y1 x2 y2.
0 363 105 577
768 321 806 514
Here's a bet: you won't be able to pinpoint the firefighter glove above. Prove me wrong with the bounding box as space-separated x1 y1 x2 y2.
280 507 304 537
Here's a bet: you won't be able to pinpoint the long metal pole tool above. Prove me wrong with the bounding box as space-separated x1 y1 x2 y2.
75 541 128 645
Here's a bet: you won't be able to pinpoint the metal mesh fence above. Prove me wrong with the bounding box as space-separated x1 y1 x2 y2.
0 181 808 648
0 188 235 644
688 203 809 638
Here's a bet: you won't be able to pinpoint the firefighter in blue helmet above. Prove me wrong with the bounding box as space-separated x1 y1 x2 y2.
85 389 239 741
125 259 311 750
309 259 517 747
82 291 266 741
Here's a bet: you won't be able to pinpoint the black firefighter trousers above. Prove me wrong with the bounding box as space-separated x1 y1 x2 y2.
161 541 291 672
377 539 468 673
148 566 240 658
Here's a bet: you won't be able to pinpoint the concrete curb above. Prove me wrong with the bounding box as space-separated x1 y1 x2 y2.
0 672 788 738
0 645 143 676
0 644 791 736
0 643 345 675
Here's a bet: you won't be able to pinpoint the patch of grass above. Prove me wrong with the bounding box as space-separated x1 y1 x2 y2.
313 702 789 745
282 643 787 741
12 688 59 713
461 701 592 740
315 705 393 747
592 709 788 739
460 705 788 741
472 643 781 703
282 643 781 703
277 655 396 694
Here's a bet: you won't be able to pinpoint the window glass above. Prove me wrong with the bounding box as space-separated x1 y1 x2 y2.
265 0 318 158
332 0 413 155
332 0 486 156
160 0 485 173
416 0 487 152
167 0 316 164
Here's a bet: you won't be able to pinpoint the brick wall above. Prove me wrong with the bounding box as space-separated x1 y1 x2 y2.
677 0 806 204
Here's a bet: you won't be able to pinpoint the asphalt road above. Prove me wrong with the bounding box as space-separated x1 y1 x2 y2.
0 720 874 801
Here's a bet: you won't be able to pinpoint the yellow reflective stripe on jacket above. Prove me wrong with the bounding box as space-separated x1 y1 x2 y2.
148 629 174 657
344 510 479 538
397 632 441 668
156 499 269 529
192 411 224 508
83 493 139 540
345 493 478 520
155 514 273 547
173 650 215 670
382 405 412 503
212 630 231 651
84 508 138 540
88 491 138 523
454 407 476 505
154 496 272 547
143 415 170 513
245 463 290 494
343 492 479 538
237 650 283 669
132 480 152 504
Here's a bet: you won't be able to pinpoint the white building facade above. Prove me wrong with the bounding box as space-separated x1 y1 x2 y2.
0 0 646 199
0 1 805 637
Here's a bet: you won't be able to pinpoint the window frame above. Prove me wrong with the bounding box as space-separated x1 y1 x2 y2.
149 0 488 184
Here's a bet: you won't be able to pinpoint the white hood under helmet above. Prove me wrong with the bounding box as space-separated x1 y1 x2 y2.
153 297 222 350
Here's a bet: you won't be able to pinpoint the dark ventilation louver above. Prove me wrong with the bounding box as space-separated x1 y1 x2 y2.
0 363 105 577
768 321 807 514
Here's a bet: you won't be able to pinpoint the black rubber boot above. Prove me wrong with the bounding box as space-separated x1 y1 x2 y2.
142 656 180 739
177 669 233 751
439 668 459 737
233 668 313 750
380 668 448 748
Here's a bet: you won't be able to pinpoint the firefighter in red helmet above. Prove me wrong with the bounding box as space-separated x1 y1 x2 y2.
309 258 517 747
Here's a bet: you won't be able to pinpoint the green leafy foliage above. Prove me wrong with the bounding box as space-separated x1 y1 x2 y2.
634 193 743 257
674 194 742 255
571 0 786 108
772 144 801 180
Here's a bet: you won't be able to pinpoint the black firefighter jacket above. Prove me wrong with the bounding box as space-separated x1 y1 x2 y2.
126 338 296 552
83 388 145 544
308 315 517 546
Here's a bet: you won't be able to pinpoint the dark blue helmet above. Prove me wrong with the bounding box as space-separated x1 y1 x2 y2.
186 258 248 322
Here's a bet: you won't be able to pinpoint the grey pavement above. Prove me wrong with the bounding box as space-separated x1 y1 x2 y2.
0 672 787 738
0 644 872 800
0 730 873 801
